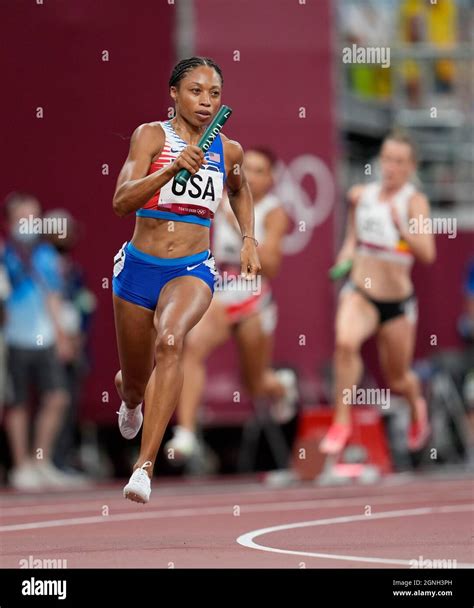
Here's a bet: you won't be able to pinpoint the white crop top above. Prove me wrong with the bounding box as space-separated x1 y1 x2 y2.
355 182 415 265
212 193 281 264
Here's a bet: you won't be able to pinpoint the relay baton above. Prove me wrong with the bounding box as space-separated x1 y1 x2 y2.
329 259 353 281
174 105 233 187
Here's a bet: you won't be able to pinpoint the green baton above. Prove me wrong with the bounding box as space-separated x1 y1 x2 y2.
174 105 233 187
329 259 353 281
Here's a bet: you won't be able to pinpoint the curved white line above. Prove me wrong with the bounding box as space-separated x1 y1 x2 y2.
236 504 474 568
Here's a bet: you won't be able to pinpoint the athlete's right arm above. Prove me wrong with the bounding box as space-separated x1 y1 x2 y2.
335 184 364 264
112 124 204 217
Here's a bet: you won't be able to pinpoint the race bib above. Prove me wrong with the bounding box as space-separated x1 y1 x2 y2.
158 166 223 216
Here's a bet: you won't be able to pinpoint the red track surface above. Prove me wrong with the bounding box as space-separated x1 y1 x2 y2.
1 472 473 569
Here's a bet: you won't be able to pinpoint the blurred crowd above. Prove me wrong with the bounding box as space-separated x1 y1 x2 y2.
340 0 460 104
0 193 96 490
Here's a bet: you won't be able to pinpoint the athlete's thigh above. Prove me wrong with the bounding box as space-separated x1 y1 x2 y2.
234 312 272 391
377 314 417 381
145 287 229 402
335 289 379 348
154 275 214 338
185 295 232 357
113 294 156 389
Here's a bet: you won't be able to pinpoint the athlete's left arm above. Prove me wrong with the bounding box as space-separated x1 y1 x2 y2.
392 192 436 264
224 139 261 278
258 208 289 279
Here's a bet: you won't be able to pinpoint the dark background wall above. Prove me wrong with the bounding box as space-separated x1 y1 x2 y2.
195 0 338 416
1 0 174 423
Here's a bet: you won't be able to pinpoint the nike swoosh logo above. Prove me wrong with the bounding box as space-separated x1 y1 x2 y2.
170 148 180 153
187 262 202 271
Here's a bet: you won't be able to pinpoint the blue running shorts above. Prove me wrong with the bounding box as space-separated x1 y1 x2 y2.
112 242 217 310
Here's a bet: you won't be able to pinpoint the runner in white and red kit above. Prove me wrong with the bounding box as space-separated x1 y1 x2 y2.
321 131 435 456
164 148 298 461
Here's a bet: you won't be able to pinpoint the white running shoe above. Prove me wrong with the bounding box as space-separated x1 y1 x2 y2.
9 463 44 491
271 368 299 423
117 401 143 439
123 461 152 503
34 460 84 489
164 426 199 463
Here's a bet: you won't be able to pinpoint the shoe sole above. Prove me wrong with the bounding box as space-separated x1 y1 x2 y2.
123 488 149 504
119 416 143 440
119 429 141 440
11 484 44 492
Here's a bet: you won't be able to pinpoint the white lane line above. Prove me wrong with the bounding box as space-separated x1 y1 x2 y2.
0 498 381 532
1 488 473 519
0 499 346 533
1 491 472 535
0 474 474 514
236 504 474 568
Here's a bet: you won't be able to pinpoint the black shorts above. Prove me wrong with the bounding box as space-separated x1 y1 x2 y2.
343 281 418 325
6 345 66 407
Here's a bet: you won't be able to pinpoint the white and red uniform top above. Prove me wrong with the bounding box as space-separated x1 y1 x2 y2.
136 120 226 228
212 193 281 323
355 182 415 266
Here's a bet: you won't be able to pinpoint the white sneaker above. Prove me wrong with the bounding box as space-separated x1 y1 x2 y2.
271 369 299 423
9 463 44 491
123 461 152 503
34 461 80 489
164 426 199 463
117 401 143 439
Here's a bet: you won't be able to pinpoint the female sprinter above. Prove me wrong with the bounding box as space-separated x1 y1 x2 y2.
163 148 298 461
112 57 260 503
320 131 436 455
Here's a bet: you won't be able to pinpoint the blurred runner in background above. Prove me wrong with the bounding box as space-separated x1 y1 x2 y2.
321 132 436 456
165 148 298 463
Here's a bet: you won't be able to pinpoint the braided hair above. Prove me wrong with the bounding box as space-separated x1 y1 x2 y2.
169 56 223 89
